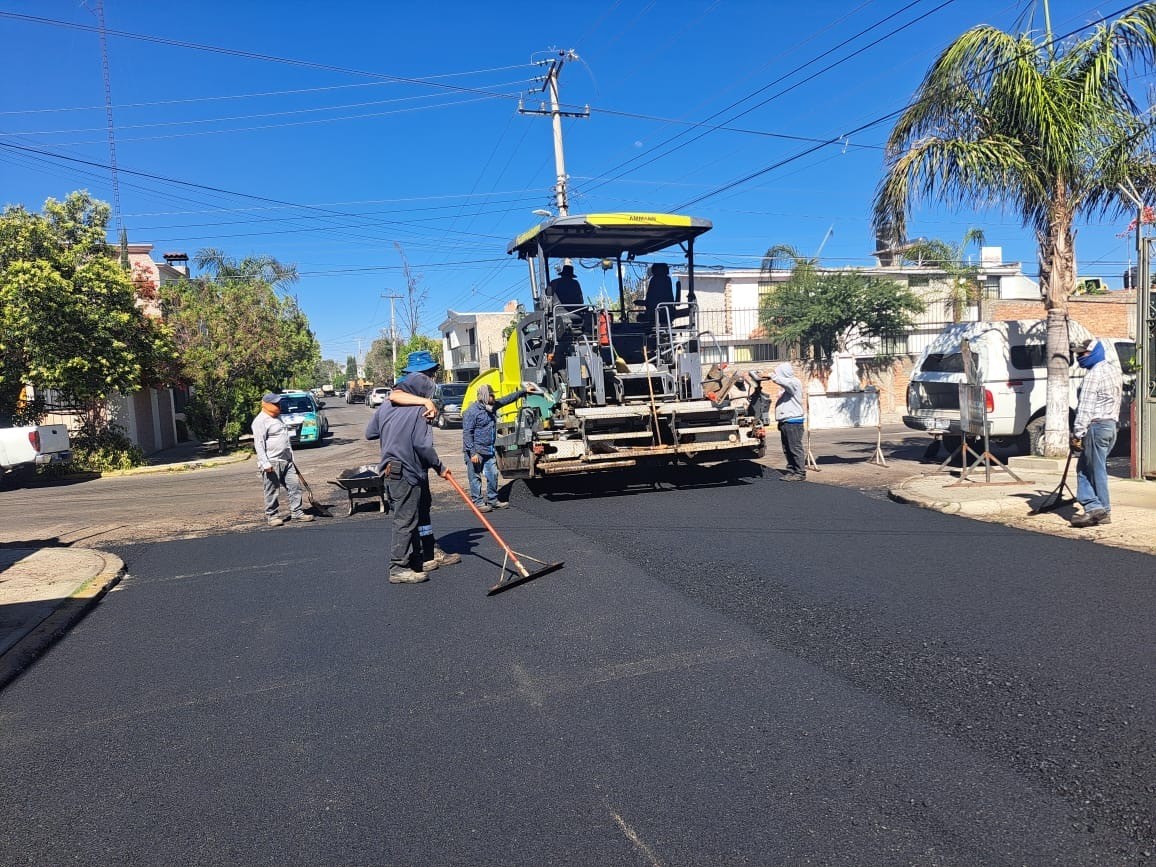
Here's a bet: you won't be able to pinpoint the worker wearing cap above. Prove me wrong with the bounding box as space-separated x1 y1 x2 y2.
378 349 462 572
1068 337 1123 528
251 392 314 527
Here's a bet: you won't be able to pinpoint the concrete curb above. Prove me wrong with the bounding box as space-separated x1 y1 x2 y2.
108 449 253 478
887 475 1059 519
0 552 125 691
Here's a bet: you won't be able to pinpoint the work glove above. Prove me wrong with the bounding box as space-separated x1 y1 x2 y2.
1069 435 1083 454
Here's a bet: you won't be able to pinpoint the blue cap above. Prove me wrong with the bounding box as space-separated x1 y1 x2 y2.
401 350 439 374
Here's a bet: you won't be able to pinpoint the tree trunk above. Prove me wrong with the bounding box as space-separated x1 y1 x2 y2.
1037 204 1075 458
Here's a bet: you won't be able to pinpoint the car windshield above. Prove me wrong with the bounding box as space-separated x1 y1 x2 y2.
440 385 468 400
279 396 315 414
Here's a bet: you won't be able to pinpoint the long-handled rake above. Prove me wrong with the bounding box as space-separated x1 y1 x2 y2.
443 471 564 595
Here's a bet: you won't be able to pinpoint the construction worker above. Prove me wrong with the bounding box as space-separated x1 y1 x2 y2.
252 392 315 526
547 263 584 307
770 363 807 481
1068 337 1123 528
370 351 462 575
366 374 453 584
462 383 537 512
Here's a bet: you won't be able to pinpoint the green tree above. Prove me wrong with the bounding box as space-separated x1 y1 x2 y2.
874 3 1156 454
193 247 299 290
899 228 986 322
345 355 358 382
758 245 924 362
393 334 442 381
313 358 344 387
363 332 396 384
0 192 175 449
161 260 319 452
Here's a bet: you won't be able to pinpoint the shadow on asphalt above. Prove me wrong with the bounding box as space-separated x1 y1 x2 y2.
507 460 768 503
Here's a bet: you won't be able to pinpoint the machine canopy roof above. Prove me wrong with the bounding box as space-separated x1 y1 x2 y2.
508 212 712 260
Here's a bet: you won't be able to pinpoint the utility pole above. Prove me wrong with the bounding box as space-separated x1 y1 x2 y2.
382 292 402 382
1118 181 1152 480
519 49 589 217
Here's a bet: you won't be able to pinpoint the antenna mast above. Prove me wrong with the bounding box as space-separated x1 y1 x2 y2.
518 49 589 217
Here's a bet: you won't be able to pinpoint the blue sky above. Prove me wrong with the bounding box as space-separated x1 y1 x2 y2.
0 1 1147 364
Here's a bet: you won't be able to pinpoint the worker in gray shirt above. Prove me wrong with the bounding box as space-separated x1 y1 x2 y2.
252 392 314 526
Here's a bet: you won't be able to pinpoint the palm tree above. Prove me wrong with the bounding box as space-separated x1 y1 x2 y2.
193 247 299 291
874 4 1156 455
899 228 985 322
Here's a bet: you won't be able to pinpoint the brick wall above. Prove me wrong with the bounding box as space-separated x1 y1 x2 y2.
989 292 1136 338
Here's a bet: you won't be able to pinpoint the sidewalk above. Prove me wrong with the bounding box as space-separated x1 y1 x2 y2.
889 456 1156 556
0 547 124 689
2 436 1152 691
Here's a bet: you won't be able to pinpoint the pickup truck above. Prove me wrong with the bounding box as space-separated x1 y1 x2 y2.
0 424 72 484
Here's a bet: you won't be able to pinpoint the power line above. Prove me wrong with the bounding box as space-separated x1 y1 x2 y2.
0 63 534 116
672 1 1147 211
0 11 527 99
578 0 946 199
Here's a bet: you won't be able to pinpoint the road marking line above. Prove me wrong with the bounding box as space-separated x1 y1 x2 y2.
610 808 664 866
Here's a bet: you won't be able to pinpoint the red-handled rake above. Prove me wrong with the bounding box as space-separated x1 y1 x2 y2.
443 471 564 595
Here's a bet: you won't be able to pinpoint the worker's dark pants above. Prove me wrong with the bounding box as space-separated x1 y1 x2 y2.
386 475 432 569
778 421 806 477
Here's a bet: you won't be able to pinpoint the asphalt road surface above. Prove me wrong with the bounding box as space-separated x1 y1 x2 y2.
1 459 1153 864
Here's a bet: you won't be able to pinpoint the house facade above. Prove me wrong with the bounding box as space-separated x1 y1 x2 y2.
439 301 520 383
683 247 1134 426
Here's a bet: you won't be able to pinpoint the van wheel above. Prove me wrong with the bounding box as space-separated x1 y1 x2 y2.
436 413 446 429
1024 416 1047 456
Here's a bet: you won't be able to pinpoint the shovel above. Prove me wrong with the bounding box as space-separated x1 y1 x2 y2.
442 471 563 595
294 465 334 517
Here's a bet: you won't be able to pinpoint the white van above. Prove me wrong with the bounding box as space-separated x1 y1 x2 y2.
904 320 1128 455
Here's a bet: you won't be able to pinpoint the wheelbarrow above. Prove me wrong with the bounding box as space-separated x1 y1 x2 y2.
327 466 388 517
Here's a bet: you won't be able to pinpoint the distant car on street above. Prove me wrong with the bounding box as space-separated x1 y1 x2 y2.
367 386 392 408
433 382 469 428
277 390 328 446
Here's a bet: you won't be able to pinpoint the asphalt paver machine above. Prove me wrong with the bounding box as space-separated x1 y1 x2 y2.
476 212 765 482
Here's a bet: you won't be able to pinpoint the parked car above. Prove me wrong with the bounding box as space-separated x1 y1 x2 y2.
367 386 392 408
0 423 71 485
433 382 469 428
904 320 1126 455
277 390 328 445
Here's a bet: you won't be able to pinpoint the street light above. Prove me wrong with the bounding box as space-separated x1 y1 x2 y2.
532 209 554 218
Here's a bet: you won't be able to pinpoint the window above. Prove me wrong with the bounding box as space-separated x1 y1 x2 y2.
733 343 779 362
984 276 1001 298
1009 344 1048 371
921 352 964 373
879 334 909 355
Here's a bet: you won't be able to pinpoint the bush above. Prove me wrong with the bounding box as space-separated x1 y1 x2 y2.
63 425 146 473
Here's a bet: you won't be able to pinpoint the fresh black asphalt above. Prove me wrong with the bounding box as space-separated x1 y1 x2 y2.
1 466 1152 864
